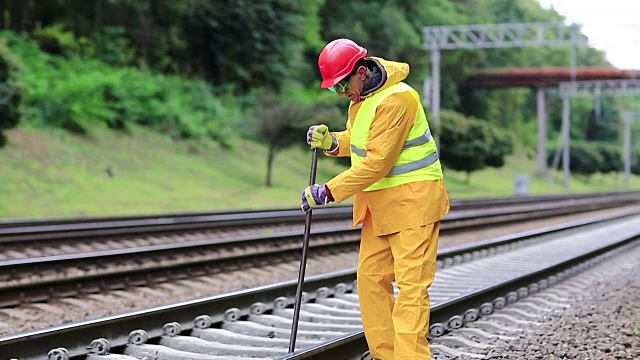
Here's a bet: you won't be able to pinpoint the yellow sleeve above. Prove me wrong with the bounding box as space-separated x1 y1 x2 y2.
326 91 418 202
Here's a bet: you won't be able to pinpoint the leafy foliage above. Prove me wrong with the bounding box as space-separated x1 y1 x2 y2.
2 31 240 144
569 143 604 178
583 102 620 142
438 110 515 183
593 143 623 174
548 142 605 179
485 126 515 168
0 38 22 147
248 91 342 186
0 0 630 182
180 0 322 91
632 151 640 176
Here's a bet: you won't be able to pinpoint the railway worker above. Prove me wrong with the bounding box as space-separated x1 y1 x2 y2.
300 38 450 360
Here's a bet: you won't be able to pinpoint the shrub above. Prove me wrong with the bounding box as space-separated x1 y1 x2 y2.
485 125 515 168
593 143 622 174
439 109 501 183
1 31 240 145
548 142 604 179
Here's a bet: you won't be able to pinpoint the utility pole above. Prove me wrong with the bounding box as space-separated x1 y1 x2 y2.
536 88 547 177
561 95 571 188
622 111 638 188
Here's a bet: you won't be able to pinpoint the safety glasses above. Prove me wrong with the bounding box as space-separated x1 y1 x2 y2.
328 76 351 93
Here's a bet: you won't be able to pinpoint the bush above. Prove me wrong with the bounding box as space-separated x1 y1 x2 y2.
485 125 515 168
571 143 604 178
632 150 640 176
439 109 515 183
1 31 240 145
32 24 81 57
593 143 622 174
548 142 604 179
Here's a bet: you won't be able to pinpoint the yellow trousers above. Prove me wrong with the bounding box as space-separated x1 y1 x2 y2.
357 215 440 360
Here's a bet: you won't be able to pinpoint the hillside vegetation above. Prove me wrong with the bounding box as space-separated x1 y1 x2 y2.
1 126 637 219
0 0 639 218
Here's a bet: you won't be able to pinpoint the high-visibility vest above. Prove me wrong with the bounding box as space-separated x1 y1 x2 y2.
350 82 443 191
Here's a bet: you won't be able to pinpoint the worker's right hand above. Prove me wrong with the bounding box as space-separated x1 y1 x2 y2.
301 184 333 212
307 125 337 150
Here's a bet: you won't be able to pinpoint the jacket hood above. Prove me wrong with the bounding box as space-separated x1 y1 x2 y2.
366 57 410 96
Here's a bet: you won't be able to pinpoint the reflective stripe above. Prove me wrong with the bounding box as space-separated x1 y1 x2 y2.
403 129 432 149
351 129 432 159
387 151 439 177
349 81 443 191
350 145 367 157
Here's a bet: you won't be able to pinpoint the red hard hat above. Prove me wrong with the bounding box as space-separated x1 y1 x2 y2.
318 39 368 88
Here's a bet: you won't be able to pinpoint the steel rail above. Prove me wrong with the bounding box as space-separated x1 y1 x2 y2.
1 192 639 246
1 191 639 241
0 199 636 308
1 190 631 228
277 233 640 360
0 209 639 359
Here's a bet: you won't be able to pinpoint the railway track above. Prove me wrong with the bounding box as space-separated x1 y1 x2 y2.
2 209 639 360
0 190 634 230
1 193 639 309
426 245 640 359
2 191 639 245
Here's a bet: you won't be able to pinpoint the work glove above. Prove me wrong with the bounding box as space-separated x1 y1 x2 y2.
307 125 338 151
301 184 333 212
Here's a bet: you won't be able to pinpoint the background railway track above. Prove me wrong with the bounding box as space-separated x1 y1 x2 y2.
1 191 639 263
2 210 639 360
2 191 640 246
0 191 639 357
1 190 634 230
1 192 639 312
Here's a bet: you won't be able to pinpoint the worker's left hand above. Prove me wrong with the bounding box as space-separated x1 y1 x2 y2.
301 184 333 212
307 125 337 150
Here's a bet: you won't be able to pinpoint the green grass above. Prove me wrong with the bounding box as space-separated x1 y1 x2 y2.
1 126 638 219
443 151 640 199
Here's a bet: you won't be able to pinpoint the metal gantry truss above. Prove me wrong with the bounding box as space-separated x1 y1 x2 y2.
559 79 640 98
555 80 640 188
422 22 586 50
422 22 588 178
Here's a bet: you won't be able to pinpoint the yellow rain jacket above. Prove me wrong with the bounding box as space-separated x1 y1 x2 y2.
325 57 450 235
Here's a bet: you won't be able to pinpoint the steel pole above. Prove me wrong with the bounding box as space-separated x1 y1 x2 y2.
562 96 571 189
431 48 441 147
623 116 631 189
570 25 578 82
536 88 547 177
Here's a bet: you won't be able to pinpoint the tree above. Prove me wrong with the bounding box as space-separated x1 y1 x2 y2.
439 110 493 183
0 42 22 147
631 150 640 176
248 92 342 187
549 142 604 181
584 102 619 142
485 125 515 168
593 143 622 175
181 0 319 91
570 143 604 180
